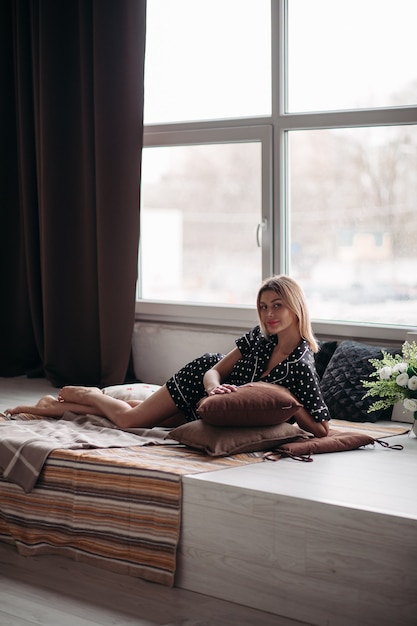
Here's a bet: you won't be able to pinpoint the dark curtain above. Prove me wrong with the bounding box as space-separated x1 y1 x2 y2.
0 0 146 387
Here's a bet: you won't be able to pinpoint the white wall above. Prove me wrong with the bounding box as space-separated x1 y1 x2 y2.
132 321 247 385
132 324 416 386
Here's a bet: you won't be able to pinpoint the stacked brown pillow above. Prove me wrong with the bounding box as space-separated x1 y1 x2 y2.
169 382 310 456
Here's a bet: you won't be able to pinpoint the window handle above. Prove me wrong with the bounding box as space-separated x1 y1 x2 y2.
256 218 267 247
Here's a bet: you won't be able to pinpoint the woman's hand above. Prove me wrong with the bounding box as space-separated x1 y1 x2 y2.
203 347 243 396
207 383 238 395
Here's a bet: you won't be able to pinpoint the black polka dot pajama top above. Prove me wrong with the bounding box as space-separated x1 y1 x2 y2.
165 325 330 423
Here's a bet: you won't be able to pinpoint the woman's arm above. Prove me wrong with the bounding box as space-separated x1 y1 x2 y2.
294 407 329 437
203 347 242 394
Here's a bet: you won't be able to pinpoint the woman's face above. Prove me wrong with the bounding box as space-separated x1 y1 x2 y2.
258 289 298 335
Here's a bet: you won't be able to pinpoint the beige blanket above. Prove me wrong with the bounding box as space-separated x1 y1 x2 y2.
0 412 176 492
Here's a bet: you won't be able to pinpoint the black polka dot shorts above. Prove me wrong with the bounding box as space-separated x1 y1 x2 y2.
166 352 224 421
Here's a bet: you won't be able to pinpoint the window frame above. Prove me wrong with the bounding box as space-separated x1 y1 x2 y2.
136 0 417 343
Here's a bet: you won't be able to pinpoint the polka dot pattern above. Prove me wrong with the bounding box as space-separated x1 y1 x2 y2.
166 326 330 423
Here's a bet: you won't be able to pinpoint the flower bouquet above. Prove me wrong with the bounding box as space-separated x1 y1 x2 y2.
362 341 417 423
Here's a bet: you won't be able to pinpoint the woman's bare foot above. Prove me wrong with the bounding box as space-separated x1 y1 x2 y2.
36 395 59 408
58 386 102 403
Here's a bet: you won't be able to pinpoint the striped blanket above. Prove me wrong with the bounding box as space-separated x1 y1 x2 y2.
0 412 176 492
0 413 262 586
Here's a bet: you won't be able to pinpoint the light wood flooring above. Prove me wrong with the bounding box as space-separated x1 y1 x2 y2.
0 541 308 626
0 376 311 626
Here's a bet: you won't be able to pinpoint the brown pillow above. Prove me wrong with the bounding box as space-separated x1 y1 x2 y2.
196 381 302 427
169 420 310 457
270 429 376 458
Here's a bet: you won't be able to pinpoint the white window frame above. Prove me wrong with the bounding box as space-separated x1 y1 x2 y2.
136 0 417 343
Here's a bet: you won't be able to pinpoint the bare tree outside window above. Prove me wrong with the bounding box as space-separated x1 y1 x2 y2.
140 143 262 305
289 125 417 325
140 0 417 329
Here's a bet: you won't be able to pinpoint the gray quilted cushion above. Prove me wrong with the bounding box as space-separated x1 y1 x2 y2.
314 340 338 379
320 340 400 422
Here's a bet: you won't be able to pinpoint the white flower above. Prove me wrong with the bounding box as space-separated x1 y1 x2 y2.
407 376 417 391
393 362 408 373
403 398 417 413
378 366 393 380
396 372 409 387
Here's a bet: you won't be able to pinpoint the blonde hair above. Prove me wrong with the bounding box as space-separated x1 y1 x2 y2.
256 275 318 352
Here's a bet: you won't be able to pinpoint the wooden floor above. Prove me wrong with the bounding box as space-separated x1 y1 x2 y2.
0 542 308 626
0 376 310 626
0 376 60 414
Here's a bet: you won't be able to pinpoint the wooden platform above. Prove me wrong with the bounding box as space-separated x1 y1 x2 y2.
1 376 417 626
176 429 417 626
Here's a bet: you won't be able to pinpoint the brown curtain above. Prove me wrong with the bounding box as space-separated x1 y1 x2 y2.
0 0 146 387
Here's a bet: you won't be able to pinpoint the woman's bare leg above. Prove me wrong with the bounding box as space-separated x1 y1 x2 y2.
6 394 104 418
125 401 186 428
7 385 186 428
158 411 187 428
58 384 183 429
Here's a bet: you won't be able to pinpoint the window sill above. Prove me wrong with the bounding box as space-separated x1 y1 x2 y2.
135 301 416 345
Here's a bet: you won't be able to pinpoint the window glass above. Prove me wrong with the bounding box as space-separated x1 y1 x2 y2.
140 0 417 335
139 143 262 304
144 0 271 123
287 0 417 112
288 125 417 325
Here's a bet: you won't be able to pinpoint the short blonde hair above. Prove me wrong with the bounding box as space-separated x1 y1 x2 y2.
256 275 318 352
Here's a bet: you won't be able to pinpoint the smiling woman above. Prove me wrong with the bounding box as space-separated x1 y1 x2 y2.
257 275 318 351
8 275 330 438
258 291 296 335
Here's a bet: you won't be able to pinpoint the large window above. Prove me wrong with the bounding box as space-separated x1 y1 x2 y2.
289 125 417 326
138 0 417 335
144 0 271 123
287 0 417 112
140 129 271 305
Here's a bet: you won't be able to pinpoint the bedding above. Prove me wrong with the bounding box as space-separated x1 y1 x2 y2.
196 381 302 426
170 420 310 456
102 382 161 400
0 345 408 589
314 340 338 379
263 428 379 460
263 428 404 461
0 412 262 586
320 340 401 422
0 412 173 492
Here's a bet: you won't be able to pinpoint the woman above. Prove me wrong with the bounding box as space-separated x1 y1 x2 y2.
7 275 330 437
